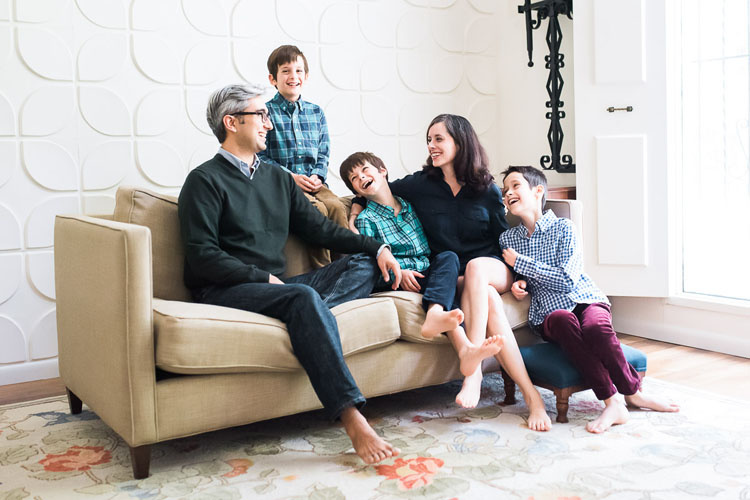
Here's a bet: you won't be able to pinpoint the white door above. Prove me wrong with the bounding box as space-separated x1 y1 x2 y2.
573 0 670 297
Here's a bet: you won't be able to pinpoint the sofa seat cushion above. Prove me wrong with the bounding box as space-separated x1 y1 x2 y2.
153 297 401 375
372 290 531 344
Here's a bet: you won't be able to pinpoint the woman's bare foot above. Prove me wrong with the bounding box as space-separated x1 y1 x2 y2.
586 397 629 433
421 307 464 339
458 335 504 377
455 370 483 408
340 407 400 464
624 390 680 413
523 390 552 431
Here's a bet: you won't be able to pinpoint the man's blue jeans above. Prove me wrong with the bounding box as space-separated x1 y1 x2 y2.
193 253 379 419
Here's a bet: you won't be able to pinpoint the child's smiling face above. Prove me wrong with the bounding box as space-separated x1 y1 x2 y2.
349 162 388 197
502 172 543 215
269 55 308 101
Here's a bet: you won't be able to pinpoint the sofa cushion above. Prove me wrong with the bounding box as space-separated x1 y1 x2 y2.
372 290 530 343
153 297 401 375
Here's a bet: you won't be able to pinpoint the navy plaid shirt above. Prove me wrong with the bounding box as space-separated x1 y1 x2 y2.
355 196 431 273
500 210 609 327
258 92 330 181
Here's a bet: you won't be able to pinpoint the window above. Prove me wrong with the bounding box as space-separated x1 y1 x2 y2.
678 0 750 302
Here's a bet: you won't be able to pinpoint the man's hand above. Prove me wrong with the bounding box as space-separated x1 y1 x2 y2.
309 174 324 193
511 279 528 301
399 269 424 292
502 247 519 268
376 247 402 290
292 173 318 193
268 274 285 285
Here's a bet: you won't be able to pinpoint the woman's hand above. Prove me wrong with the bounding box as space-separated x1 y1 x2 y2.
399 269 425 292
501 247 518 268
511 279 528 300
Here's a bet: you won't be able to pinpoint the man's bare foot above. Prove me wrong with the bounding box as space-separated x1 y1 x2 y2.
421 307 464 339
455 370 483 408
458 335 504 377
340 407 400 464
524 390 552 431
624 390 680 413
586 397 629 434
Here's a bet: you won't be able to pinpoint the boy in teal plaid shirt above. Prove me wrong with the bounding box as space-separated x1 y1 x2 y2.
341 152 503 376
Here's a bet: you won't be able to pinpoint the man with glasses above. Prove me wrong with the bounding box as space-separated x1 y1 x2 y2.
178 84 402 465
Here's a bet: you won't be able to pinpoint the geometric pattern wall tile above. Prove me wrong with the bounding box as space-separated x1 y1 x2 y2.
468 0 499 14
361 94 398 136
82 194 115 215
16 27 74 81
131 33 181 84
135 89 181 136
82 140 131 189
189 142 219 171
399 98 442 136
466 55 497 95
20 86 74 136
0 91 14 135
29 308 57 360
14 0 68 24
231 40 270 85
182 0 228 37
75 0 128 29
130 0 179 31
399 135 430 176
466 16 496 54
360 52 393 92
77 33 128 81
0 140 15 187
135 141 186 187
0 254 22 305
185 89 212 135
231 0 278 38
0 203 22 250
319 3 357 45
275 0 317 42
0 315 26 364
21 141 78 191
0 25 10 69
397 52 431 93
79 86 131 136
0 0 8 21
27 251 54 300
184 40 228 86
358 1 398 48
396 9 430 49
468 97 496 135
320 46 361 90
25 195 79 249
430 55 463 93
431 9 468 53
323 93 359 137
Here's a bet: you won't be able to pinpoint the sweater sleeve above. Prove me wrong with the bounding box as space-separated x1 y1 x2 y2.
178 170 271 286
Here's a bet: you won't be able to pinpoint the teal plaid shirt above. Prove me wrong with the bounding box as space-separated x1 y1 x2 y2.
258 92 330 181
355 197 431 272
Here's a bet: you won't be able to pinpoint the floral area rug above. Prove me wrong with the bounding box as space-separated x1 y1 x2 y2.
1 375 750 500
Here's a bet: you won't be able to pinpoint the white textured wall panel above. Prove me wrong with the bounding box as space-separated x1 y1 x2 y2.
0 254 22 304
27 251 54 300
0 141 15 186
0 315 25 364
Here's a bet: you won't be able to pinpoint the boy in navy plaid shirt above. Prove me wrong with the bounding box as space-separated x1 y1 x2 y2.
341 152 503 377
259 45 348 267
500 166 679 433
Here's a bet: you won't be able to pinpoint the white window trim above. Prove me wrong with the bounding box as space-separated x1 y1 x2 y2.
667 293 750 317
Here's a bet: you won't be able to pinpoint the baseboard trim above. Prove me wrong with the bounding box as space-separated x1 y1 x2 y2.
0 359 60 386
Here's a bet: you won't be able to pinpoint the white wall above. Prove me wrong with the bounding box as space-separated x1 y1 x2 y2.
0 0 573 385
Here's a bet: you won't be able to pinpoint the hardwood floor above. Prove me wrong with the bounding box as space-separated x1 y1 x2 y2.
2 335 749 405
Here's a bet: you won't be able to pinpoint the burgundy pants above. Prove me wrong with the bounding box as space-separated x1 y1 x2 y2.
541 303 640 400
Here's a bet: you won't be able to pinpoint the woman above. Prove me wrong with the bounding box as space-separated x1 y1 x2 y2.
351 114 551 431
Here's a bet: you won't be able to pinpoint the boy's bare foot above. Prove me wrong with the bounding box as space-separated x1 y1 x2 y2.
524 390 552 431
455 370 483 408
586 397 629 434
421 307 464 339
458 335 504 377
624 390 680 413
340 407 400 464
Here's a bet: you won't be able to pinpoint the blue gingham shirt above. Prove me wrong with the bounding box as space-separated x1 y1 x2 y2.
258 92 330 181
500 210 609 327
355 196 431 273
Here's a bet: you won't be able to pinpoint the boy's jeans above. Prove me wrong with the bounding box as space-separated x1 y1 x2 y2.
193 253 379 419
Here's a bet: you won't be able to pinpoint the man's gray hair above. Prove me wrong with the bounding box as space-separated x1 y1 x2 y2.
206 83 266 143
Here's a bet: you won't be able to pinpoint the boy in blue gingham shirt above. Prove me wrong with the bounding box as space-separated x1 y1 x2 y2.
341 152 503 377
259 45 347 267
500 166 679 433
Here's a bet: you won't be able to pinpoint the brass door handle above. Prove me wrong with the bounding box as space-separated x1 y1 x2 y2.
607 106 633 113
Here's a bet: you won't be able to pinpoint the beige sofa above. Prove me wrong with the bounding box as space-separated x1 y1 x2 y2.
54 186 581 479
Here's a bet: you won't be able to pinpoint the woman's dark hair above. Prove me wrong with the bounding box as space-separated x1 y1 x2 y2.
422 114 493 193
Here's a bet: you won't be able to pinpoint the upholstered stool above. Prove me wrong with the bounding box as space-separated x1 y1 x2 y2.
500 342 648 423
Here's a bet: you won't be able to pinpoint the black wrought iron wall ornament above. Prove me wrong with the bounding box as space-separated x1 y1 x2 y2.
518 0 575 173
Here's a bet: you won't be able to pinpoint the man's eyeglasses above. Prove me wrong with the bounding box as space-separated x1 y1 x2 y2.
231 110 270 123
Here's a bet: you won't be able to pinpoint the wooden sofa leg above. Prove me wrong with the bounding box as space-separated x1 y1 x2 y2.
500 370 517 405
554 388 572 423
66 388 82 415
130 445 151 479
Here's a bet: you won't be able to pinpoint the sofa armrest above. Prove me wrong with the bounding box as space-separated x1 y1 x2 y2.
54 215 158 445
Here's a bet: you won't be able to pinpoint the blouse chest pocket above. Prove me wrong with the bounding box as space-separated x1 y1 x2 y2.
458 206 490 241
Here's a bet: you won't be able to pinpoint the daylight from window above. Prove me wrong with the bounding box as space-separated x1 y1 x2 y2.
679 0 750 301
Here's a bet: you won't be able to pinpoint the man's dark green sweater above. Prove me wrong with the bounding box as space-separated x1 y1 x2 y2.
178 154 382 289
